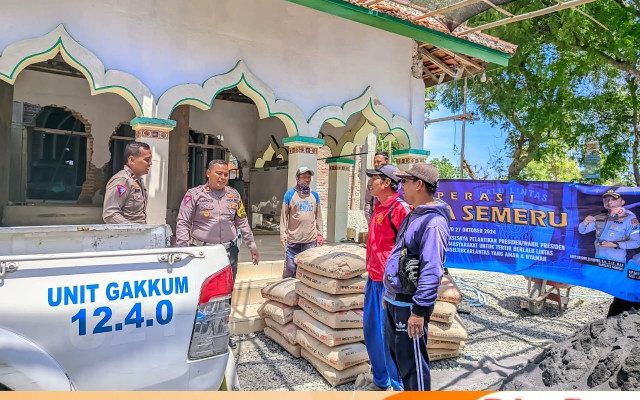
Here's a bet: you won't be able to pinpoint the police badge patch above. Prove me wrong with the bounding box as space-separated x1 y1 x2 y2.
116 184 127 197
183 194 193 205
236 201 247 218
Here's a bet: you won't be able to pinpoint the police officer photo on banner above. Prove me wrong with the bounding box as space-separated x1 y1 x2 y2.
578 188 640 269
577 187 640 316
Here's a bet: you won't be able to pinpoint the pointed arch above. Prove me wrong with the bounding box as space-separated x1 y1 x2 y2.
157 60 308 137
308 87 418 151
254 135 288 168
0 25 152 117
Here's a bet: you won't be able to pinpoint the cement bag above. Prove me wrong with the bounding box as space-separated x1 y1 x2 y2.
301 348 370 387
430 301 457 324
428 348 460 361
296 329 369 371
293 310 364 346
257 300 297 325
295 282 364 312
428 314 468 342
296 268 366 294
264 317 298 345
261 278 299 306
295 244 366 279
298 297 363 329
427 338 464 350
437 274 462 305
264 326 301 358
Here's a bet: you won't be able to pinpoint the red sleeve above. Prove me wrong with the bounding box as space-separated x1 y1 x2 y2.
392 202 410 229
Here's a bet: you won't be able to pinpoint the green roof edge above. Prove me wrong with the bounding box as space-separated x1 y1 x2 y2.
285 0 511 66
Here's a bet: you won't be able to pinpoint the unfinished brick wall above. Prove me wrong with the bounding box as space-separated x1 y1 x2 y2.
315 145 364 222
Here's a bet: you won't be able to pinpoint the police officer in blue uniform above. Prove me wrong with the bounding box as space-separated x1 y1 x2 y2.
579 189 640 263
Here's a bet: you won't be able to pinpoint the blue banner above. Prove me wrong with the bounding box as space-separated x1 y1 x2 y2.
439 180 640 301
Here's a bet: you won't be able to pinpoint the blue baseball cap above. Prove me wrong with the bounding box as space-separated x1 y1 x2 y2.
366 164 401 183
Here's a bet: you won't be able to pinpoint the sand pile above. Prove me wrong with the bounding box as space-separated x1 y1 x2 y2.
500 309 640 391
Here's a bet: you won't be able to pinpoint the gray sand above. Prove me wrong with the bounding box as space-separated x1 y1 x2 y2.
499 309 640 391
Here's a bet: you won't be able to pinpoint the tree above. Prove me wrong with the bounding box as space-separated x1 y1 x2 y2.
429 156 460 179
518 143 584 182
376 134 400 156
439 1 640 183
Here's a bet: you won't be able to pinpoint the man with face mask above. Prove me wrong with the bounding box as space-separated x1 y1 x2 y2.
280 166 324 278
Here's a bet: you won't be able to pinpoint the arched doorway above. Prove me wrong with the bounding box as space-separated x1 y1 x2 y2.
187 129 225 188
26 106 88 201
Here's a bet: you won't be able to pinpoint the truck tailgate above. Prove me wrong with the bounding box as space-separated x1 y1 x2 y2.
0 245 230 390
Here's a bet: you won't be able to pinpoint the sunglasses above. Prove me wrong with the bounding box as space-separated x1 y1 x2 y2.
399 177 419 184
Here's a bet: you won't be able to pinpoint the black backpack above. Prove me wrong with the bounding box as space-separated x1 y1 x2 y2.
395 211 439 295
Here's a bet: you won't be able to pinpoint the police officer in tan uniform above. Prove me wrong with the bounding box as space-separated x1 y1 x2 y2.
176 159 260 280
103 142 151 224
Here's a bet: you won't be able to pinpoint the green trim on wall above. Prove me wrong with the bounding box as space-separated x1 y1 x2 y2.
169 70 300 135
0 38 144 115
283 136 325 146
326 156 356 165
130 117 177 128
285 0 511 66
393 148 430 156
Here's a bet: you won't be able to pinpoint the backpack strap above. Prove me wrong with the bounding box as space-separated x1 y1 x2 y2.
387 202 399 238
387 198 411 240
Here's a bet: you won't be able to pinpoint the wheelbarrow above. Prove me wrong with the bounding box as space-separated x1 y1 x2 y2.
520 277 573 314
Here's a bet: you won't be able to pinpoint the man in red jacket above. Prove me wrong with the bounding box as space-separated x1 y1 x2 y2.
363 164 410 390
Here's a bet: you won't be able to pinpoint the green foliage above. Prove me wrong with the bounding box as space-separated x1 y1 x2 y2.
439 0 640 184
429 156 460 179
518 150 584 183
425 86 438 116
376 134 401 156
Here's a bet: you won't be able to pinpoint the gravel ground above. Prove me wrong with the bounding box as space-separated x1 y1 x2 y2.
232 269 613 391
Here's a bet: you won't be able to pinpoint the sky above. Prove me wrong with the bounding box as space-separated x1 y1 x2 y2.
423 102 507 172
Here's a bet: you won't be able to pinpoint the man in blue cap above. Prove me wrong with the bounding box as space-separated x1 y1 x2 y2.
383 162 451 391
362 163 409 391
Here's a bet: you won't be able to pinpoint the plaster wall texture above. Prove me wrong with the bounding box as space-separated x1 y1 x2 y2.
188 99 258 165
0 0 420 145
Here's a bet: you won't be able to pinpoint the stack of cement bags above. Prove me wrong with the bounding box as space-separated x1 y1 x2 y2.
293 244 371 386
427 274 468 360
257 277 302 358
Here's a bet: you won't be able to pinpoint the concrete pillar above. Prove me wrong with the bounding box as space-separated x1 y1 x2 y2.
326 157 354 243
0 81 14 224
359 131 377 210
167 106 190 229
393 149 430 171
283 136 324 190
130 117 177 225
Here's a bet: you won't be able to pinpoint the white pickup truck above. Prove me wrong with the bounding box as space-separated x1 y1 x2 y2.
0 224 237 391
